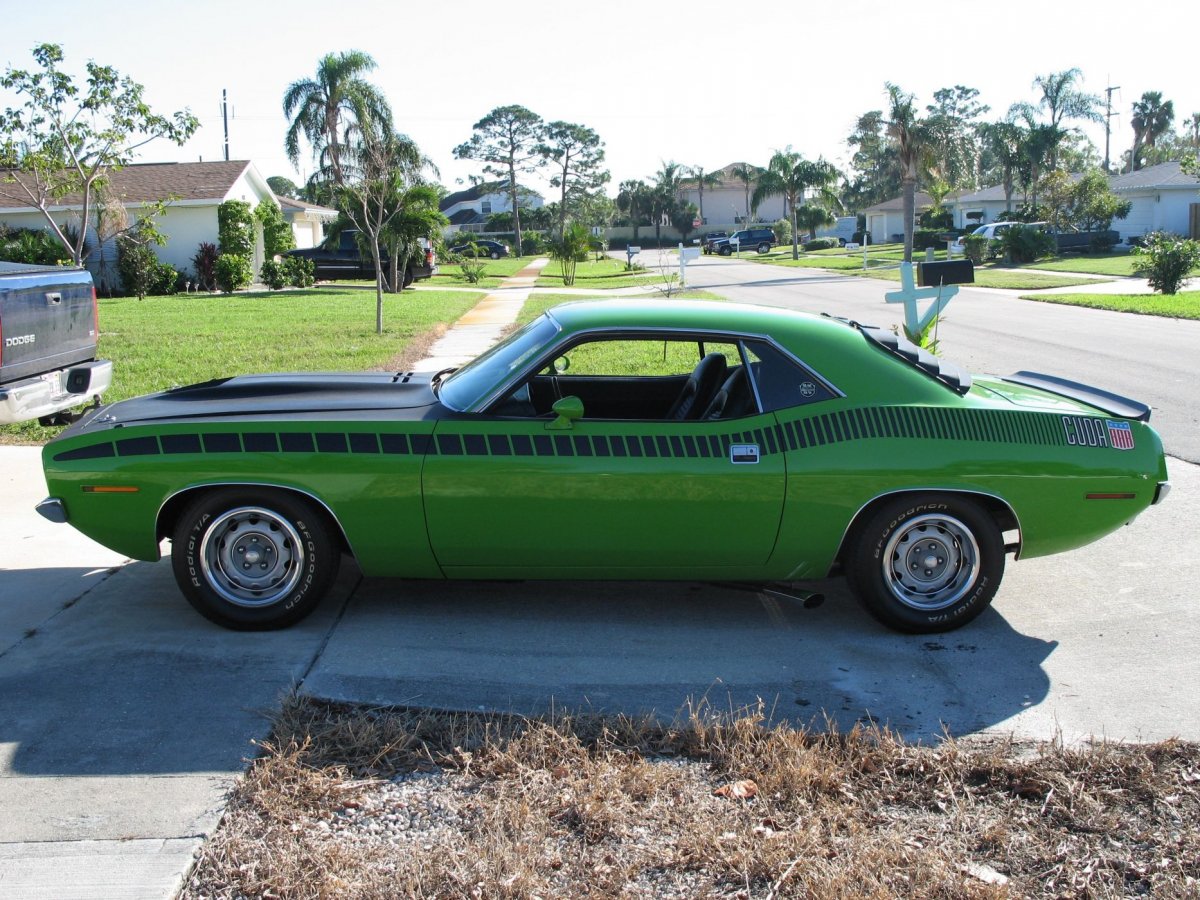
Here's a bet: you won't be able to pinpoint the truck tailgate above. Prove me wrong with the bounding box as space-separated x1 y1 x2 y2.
0 265 97 385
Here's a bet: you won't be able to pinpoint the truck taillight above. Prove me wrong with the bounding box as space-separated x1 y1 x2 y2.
426 248 434 266
92 285 99 338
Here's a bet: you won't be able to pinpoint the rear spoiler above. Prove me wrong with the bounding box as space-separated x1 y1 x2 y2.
1003 371 1151 421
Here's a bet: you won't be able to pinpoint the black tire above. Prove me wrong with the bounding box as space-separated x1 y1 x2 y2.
490 251 500 259
847 494 1003 633
720 246 732 256
171 488 339 630
402 269 415 288
757 242 771 253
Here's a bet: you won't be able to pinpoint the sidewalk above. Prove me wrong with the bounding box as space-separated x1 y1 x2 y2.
414 257 550 370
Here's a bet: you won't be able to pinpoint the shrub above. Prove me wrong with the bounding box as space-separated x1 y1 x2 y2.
1088 232 1118 253
192 242 219 291
217 200 255 258
215 253 252 293
913 229 947 251
0 226 64 265
961 234 989 264
998 224 1055 263
520 232 546 255
919 207 953 229
284 256 314 288
151 262 182 296
116 233 159 299
803 237 840 251
259 259 288 290
549 223 590 286
1133 232 1200 295
772 218 792 245
255 200 295 257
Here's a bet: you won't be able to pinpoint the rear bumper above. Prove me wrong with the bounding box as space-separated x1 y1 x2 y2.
1154 481 1171 505
0 359 112 425
35 497 68 524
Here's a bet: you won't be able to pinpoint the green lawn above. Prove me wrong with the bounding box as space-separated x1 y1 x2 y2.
1020 290 1200 319
536 257 673 290
517 290 724 325
854 267 1101 290
0 287 482 444
430 256 532 289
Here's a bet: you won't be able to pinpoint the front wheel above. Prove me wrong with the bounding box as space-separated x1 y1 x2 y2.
847 494 1004 633
489 250 500 259
757 242 771 253
719 246 732 256
171 489 339 630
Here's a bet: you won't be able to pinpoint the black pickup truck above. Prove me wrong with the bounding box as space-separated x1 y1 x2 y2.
285 230 437 285
0 262 112 424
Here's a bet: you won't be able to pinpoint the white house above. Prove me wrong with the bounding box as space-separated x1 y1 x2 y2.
1108 161 1200 240
0 160 278 291
440 183 544 232
278 195 338 249
949 162 1199 241
861 192 934 245
678 163 786 227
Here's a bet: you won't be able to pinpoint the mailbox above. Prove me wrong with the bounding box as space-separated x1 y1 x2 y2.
917 259 974 287
680 246 701 261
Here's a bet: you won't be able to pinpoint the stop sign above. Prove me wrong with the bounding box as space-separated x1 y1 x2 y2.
692 217 702 228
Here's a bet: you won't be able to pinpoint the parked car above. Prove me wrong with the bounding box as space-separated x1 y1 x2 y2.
449 239 509 260
38 300 1167 634
710 228 776 255
701 232 728 254
952 221 1046 249
0 262 112 425
285 230 436 285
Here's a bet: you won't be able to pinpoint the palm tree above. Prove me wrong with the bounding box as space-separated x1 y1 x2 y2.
616 179 652 242
794 205 836 241
730 163 762 222
684 165 722 224
1129 92 1176 171
283 50 392 187
1188 112 1200 149
650 161 685 247
884 84 938 263
979 120 1025 212
751 148 840 259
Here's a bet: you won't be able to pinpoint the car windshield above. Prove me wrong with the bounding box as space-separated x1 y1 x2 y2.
438 313 561 411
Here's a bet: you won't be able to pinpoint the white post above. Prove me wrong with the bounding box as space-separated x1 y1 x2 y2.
678 242 686 287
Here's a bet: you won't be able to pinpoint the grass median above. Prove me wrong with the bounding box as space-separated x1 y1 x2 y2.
181 697 1200 899
536 257 674 290
1020 290 1200 319
0 287 483 445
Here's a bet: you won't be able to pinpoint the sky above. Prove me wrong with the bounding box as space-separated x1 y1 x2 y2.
3 0 1199 200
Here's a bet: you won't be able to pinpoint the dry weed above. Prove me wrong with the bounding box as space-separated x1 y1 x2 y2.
183 698 1200 899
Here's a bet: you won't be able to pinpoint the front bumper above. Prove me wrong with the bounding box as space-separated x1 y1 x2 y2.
36 497 68 524
0 360 113 425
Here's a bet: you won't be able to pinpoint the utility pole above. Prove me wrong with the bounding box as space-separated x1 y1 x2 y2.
1103 84 1120 173
222 89 230 162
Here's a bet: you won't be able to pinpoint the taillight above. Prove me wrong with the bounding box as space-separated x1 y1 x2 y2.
92 285 99 339
426 248 434 266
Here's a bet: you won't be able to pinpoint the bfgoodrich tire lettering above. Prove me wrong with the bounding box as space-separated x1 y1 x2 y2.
170 488 339 630
848 494 1004 633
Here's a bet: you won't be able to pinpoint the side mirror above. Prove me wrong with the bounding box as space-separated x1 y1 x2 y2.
552 355 571 374
546 395 583 431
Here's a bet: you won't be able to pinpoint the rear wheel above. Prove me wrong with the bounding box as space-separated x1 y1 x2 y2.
490 250 500 259
847 494 1003 633
720 246 732 256
171 489 339 630
757 242 771 253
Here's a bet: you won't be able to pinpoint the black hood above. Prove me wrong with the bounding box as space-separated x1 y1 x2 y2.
82 372 439 427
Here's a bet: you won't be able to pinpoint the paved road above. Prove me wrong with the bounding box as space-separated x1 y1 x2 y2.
676 252 1200 463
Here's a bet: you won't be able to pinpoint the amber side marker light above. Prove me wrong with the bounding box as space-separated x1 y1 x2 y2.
1085 492 1137 500
82 485 140 494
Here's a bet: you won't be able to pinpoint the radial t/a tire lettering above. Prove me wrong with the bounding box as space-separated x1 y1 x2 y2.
170 488 339 630
848 494 1004 633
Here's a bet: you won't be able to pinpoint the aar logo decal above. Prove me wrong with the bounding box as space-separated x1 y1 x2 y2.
1061 416 1135 451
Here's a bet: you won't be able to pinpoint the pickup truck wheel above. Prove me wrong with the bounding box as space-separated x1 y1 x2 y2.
720 246 732 256
847 494 1003 633
171 489 339 630
756 242 771 253
402 270 415 288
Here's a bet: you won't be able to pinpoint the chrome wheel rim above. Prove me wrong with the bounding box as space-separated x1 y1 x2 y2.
882 513 979 611
199 506 304 608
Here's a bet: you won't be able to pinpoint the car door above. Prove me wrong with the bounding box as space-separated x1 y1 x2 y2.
420 335 787 578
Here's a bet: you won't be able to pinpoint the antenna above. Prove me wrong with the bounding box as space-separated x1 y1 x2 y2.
1103 83 1121 173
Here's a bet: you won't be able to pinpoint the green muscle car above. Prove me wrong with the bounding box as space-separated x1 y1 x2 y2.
37 301 1169 633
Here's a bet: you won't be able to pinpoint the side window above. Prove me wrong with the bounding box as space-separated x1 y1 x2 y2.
559 338 739 377
743 341 835 411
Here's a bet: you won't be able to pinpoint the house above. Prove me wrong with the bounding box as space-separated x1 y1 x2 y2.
440 183 544 233
278 195 338 249
678 163 786 226
949 162 1200 241
0 160 278 291
861 192 934 245
1108 161 1200 240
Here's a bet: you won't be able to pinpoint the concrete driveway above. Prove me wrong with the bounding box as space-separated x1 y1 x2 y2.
2 437 1198 896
